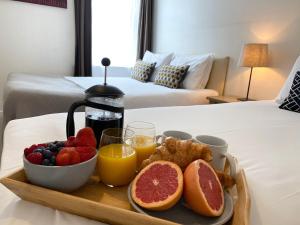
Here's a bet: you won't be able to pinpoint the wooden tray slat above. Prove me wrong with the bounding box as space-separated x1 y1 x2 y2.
0 169 250 225
231 170 250 225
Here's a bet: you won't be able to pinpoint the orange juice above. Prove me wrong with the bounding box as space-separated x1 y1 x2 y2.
132 135 156 168
98 144 136 186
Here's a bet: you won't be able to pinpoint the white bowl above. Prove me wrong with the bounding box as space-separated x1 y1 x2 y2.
23 153 97 192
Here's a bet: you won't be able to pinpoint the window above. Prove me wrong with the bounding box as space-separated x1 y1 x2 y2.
92 0 140 68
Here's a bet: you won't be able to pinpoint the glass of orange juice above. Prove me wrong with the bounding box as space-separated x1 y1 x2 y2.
98 128 136 187
126 121 156 169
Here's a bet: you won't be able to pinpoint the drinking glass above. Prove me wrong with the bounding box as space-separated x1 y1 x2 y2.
126 121 156 169
98 128 136 187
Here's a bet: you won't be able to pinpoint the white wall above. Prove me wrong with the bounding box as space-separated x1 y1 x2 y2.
153 0 300 100
0 0 75 109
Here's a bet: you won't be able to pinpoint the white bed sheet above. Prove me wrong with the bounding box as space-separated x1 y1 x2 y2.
65 76 218 108
1 101 300 225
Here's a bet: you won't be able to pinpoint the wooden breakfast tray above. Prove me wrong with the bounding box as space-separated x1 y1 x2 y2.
0 169 250 225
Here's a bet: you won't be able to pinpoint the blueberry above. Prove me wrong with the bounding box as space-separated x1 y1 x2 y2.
49 148 58 152
56 141 65 148
42 149 53 159
50 155 56 165
42 159 50 166
48 143 57 151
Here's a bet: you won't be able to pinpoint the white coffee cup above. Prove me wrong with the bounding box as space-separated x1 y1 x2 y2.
195 135 236 177
156 130 192 143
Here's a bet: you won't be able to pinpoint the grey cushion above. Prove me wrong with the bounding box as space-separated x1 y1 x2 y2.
154 65 189 89
131 61 156 82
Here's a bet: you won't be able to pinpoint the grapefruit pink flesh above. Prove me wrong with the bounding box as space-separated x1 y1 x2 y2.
135 164 179 203
132 161 183 211
184 159 224 217
198 162 223 211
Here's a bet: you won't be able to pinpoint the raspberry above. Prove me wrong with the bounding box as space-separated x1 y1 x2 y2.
24 148 34 156
26 152 43 165
24 144 38 156
29 144 38 150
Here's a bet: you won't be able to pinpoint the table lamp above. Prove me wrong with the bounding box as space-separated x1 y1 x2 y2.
239 43 268 101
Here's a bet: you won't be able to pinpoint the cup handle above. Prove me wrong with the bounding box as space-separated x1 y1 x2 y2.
155 135 163 145
223 153 237 179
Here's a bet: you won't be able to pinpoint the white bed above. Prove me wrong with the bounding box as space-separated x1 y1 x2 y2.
1 100 299 225
2 57 229 127
65 76 218 108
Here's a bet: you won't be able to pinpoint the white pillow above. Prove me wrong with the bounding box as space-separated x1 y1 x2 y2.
276 55 300 104
170 53 214 89
142 51 174 81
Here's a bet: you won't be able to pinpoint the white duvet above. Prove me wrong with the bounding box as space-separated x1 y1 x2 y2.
1 101 300 225
2 74 217 129
65 76 218 108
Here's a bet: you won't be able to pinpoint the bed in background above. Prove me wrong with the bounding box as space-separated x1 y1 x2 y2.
2 57 229 128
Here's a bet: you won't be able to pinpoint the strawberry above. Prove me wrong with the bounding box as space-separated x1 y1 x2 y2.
26 152 43 165
75 146 97 162
64 136 76 147
75 127 97 148
56 152 70 166
56 147 81 166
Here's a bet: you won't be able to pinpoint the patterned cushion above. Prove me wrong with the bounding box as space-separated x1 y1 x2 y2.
279 71 300 113
154 65 190 89
131 61 156 82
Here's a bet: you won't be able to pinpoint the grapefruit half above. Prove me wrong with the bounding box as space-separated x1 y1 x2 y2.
184 159 224 217
131 160 183 211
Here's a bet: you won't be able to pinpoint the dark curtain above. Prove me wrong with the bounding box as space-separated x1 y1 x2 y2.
74 0 92 76
137 0 153 60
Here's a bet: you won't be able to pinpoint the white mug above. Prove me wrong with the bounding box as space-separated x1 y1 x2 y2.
156 130 192 143
195 135 236 177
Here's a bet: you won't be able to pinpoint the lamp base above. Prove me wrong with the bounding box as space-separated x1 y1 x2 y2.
238 97 255 101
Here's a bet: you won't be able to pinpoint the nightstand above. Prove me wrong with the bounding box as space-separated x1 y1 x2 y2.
207 96 240 104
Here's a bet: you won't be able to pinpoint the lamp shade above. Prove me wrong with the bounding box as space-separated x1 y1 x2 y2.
240 43 268 67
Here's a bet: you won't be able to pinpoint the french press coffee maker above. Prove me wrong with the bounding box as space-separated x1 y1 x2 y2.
66 58 125 147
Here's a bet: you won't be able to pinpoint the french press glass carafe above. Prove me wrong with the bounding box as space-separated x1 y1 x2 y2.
66 58 125 147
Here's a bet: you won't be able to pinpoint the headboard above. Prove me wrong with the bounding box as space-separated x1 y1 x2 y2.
206 57 230 95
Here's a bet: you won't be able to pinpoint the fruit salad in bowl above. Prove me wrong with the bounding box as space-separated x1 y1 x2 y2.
23 128 98 192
